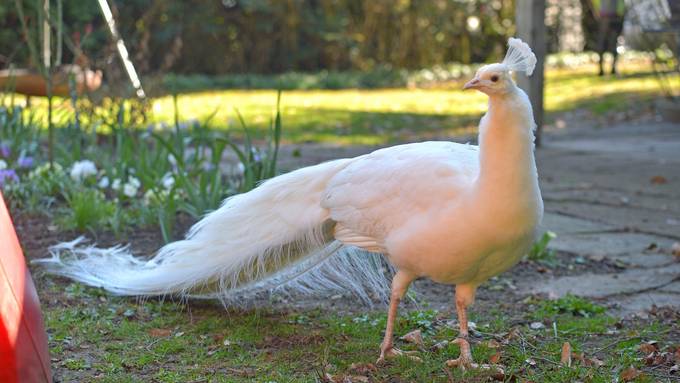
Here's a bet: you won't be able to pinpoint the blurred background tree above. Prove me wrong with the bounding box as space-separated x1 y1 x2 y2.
2 0 519 76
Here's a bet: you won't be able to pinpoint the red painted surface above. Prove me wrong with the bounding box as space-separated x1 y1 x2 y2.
0 192 52 383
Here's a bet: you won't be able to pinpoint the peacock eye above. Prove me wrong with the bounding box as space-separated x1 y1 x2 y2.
490 75 499 82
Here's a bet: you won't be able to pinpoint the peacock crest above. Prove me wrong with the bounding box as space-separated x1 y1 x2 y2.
502 37 537 76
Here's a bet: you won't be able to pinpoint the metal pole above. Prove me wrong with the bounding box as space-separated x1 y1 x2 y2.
97 0 146 98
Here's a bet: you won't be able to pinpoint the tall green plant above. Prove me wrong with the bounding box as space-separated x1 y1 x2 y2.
226 90 282 193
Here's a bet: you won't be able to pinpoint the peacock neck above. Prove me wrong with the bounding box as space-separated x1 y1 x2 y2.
476 86 538 196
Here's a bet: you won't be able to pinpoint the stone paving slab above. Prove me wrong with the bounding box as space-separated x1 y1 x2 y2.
540 213 617 235
547 232 676 258
524 263 680 298
659 281 680 294
532 121 680 316
612 292 680 317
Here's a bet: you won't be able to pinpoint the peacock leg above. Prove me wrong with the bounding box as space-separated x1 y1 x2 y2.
446 285 478 370
377 270 415 364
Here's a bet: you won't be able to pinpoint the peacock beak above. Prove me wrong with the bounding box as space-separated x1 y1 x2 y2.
463 78 480 90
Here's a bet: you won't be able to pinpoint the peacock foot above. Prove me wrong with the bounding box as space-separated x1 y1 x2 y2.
445 338 478 371
377 346 421 364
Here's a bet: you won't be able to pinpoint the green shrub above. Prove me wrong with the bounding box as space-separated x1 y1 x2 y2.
59 188 116 232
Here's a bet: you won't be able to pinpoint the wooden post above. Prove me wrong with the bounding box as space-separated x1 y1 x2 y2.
515 0 546 146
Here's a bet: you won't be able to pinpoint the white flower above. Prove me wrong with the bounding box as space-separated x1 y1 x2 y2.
29 163 64 179
143 189 156 205
128 176 141 188
111 178 122 191
70 160 97 181
161 173 175 189
98 176 110 189
0 160 6 170
123 183 138 197
236 162 245 175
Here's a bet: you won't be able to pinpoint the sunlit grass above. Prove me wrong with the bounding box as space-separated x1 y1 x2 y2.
2 63 666 145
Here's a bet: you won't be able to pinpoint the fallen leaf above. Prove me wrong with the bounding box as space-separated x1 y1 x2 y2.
650 175 668 184
479 363 505 381
503 327 521 343
489 351 501 364
620 366 640 381
639 341 658 354
349 363 377 375
671 242 680 257
572 352 604 367
560 342 572 367
148 328 172 337
400 329 424 347
485 339 502 349
525 358 537 367
586 356 604 367
346 376 369 383
174 331 185 337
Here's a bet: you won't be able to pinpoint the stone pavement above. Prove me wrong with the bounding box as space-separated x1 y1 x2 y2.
278 120 680 317
525 121 680 316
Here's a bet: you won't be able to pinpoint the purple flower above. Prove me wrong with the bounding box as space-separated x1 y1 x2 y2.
17 156 34 168
0 169 19 187
0 143 10 158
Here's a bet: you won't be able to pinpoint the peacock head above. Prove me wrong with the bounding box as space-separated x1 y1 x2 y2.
464 37 537 95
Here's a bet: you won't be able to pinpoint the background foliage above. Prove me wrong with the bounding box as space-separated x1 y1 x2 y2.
1 0 517 77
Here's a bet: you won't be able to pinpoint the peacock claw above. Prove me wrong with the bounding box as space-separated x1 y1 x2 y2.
377 347 421 364
445 338 478 371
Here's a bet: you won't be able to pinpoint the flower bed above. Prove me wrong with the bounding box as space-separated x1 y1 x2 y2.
0 96 281 242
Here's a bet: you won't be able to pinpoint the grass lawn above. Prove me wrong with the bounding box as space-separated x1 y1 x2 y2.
42 279 677 383
6 64 664 145
149 64 663 144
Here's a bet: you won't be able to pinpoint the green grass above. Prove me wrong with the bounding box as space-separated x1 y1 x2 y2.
7 64 665 145
42 281 676 382
149 64 663 144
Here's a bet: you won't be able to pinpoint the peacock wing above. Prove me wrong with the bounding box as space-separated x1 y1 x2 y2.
321 141 479 252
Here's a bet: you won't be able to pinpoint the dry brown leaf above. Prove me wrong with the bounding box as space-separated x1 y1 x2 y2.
478 363 505 381
639 341 658 354
485 339 502 349
400 329 424 347
650 175 668 184
561 342 572 367
671 242 680 257
349 363 377 375
620 366 641 382
585 356 605 367
489 351 502 364
346 376 369 383
503 327 521 343
148 328 172 337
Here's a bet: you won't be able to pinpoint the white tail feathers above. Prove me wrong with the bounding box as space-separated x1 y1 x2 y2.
34 159 392 305
502 37 537 76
